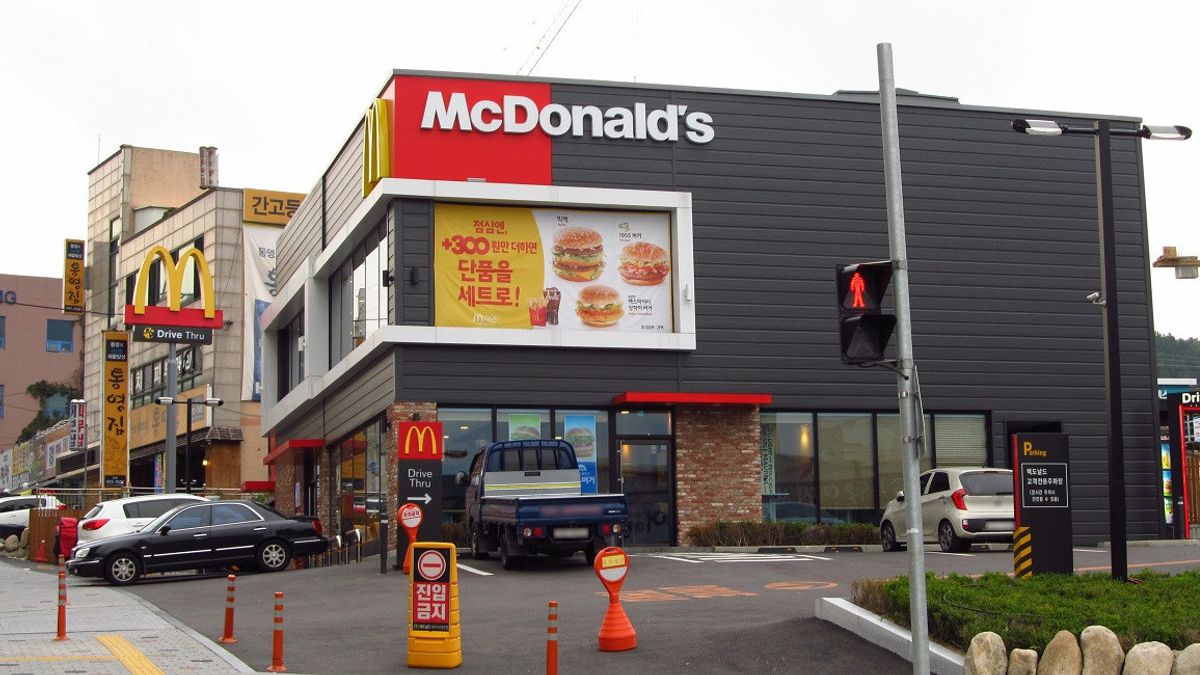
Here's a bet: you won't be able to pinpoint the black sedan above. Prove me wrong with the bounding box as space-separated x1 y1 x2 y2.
67 499 328 585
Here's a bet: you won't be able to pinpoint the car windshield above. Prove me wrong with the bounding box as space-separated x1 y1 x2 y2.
960 471 1013 496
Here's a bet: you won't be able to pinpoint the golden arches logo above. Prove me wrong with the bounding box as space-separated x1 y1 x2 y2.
401 422 442 459
362 97 391 197
142 327 154 340
130 246 217 319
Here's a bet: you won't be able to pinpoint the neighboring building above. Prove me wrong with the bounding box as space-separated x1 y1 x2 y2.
262 71 1177 550
0 274 82 492
69 145 295 494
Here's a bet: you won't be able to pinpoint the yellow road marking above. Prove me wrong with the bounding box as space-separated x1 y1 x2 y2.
97 634 165 675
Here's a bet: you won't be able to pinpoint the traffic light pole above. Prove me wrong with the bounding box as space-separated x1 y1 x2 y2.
878 43 930 674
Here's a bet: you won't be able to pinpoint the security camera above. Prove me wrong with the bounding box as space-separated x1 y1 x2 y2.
1085 291 1105 306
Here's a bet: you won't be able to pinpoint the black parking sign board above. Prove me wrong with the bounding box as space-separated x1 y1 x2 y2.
1012 433 1073 574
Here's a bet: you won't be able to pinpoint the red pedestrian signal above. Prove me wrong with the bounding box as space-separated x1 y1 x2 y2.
836 261 896 364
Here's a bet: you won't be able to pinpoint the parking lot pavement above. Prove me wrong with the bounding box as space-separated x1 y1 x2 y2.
0 557 252 674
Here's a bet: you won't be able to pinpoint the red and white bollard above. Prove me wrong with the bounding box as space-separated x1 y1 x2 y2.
546 600 558 675
54 567 68 641
267 591 286 672
219 575 237 644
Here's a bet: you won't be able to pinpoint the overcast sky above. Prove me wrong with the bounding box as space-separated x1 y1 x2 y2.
1 0 1196 339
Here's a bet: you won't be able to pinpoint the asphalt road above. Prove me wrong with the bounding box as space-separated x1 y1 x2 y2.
110 542 1200 674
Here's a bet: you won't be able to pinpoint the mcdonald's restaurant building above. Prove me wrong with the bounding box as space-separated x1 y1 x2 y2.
261 71 1181 553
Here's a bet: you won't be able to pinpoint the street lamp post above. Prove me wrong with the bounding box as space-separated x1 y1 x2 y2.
157 396 224 493
1011 118 1190 580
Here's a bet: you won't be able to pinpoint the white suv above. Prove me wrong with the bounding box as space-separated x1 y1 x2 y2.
77 494 209 546
0 494 65 539
879 468 1014 553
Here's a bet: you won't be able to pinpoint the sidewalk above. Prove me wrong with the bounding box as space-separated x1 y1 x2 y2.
0 558 253 675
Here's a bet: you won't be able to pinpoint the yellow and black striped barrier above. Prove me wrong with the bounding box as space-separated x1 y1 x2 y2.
1013 526 1033 578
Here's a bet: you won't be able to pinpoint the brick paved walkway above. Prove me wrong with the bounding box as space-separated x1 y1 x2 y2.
0 558 252 674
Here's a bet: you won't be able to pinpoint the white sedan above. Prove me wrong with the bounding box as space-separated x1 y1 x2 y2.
77 494 209 546
879 467 1014 553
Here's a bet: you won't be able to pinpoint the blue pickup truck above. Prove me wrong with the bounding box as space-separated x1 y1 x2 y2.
456 440 628 570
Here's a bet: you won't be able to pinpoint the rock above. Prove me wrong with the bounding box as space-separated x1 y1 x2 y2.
1174 644 1200 675
1123 642 1173 675
1038 630 1082 675
965 632 1008 675
1009 648 1039 674
1081 626 1124 675
3 534 17 553
19 528 29 548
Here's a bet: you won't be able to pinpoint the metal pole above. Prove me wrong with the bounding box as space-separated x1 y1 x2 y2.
165 343 178 494
379 518 389 574
877 42 930 674
1094 120 1128 581
184 398 193 494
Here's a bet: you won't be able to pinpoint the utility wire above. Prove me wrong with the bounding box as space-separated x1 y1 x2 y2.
518 0 582 76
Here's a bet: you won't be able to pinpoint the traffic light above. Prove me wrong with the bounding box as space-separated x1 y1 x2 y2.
836 261 896 364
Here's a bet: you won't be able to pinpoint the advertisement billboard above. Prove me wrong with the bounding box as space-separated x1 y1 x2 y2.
243 224 282 400
102 331 129 488
435 204 673 335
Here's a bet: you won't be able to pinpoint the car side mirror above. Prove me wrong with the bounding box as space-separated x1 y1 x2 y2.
455 471 468 487
158 525 171 535
896 491 905 503
470 474 480 487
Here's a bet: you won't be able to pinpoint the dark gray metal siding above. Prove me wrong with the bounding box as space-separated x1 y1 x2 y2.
324 351 395 442
276 184 321 286
397 200 432 325
396 86 1158 542
325 125 366 244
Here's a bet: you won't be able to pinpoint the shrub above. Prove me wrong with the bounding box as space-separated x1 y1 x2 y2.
874 570 1200 652
684 520 878 547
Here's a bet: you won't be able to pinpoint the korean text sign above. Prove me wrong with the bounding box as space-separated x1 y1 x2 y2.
102 332 129 488
434 204 673 334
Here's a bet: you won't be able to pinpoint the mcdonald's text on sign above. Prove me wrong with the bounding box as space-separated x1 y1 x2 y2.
123 246 224 329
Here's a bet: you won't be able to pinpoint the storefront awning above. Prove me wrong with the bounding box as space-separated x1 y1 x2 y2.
242 480 276 492
262 438 324 466
613 392 773 406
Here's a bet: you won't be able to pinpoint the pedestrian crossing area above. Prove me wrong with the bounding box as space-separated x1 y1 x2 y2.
640 551 832 564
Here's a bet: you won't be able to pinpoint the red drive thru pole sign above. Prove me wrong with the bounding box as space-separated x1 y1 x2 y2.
594 546 637 651
399 502 423 574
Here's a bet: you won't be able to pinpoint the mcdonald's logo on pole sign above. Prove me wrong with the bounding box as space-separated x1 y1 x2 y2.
123 246 224 329
398 421 443 460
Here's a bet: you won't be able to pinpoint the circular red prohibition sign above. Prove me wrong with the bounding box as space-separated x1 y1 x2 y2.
417 550 447 581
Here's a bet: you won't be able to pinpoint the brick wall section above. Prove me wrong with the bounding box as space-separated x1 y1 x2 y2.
275 457 296 515
386 402 438 554
674 405 763 544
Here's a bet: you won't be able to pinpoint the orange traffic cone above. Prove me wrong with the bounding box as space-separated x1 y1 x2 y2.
33 538 49 563
597 596 637 651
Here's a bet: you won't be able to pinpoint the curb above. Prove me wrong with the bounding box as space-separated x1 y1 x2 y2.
116 586 256 673
1097 539 1200 549
815 597 964 675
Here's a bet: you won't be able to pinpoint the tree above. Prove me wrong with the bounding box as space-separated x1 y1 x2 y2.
16 379 82 443
1156 332 1200 380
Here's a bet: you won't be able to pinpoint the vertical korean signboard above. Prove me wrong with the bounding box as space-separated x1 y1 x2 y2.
62 239 85 314
1012 432 1072 574
102 332 129 488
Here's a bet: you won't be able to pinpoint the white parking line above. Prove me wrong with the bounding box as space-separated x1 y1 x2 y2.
1073 548 1105 553
926 551 975 557
648 555 704 564
457 562 494 576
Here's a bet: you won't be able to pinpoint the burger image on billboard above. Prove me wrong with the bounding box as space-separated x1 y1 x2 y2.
575 285 624 328
552 227 605 282
618 241 671 286
564 427 595 458
510 425 541 441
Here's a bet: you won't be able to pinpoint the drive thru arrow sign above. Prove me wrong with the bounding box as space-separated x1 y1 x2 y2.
406 493 433 504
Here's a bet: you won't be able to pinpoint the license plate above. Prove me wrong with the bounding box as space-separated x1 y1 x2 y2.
984 520 1015 532
552 527 589 540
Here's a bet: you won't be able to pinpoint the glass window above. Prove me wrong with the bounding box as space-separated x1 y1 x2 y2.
554 410 609 493
933 415 988 467
497 409 551 442
44 394 69 418
960 471 1013 496
0 315 6 348
442 409 494 518
876 414 933 511
761 412 819 522
927 472 950 494
172 238 203 307
167 505 211 530
0 385 4 418
614 410 671 436
919 472 932 494
46 319 74 352
817 413 875 523
213 503 258 526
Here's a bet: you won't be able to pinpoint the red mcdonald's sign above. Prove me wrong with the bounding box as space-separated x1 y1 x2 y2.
398 421 443 460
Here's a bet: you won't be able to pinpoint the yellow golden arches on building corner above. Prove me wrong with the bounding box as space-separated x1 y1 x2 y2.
129 245 217 318
362 97 391 197
1013 526 1033 579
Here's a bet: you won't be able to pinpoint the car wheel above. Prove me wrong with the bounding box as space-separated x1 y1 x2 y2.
880 521 902 552
470 523 489 560
938 521 967 553
257 540 291 572
104 552 141 586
